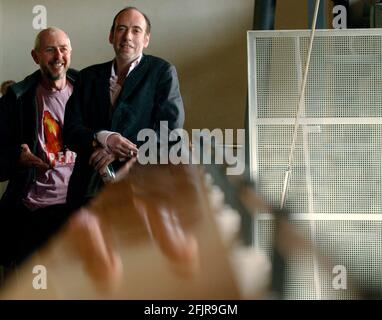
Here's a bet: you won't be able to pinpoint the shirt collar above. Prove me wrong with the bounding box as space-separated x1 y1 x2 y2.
111 54 143 79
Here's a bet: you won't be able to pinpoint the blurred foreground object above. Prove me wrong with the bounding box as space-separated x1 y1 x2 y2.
0 163 239 299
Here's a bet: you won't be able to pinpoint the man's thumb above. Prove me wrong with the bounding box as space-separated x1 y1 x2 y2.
21 143 30 152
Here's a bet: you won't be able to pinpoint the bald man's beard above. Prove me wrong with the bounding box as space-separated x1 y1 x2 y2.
40 63 68 81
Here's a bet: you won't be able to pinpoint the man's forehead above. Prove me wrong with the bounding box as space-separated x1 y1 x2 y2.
40 33 70 47
115 9 147 27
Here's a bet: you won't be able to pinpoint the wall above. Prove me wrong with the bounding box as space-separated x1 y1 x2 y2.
0 0 255 133
276 0 309 29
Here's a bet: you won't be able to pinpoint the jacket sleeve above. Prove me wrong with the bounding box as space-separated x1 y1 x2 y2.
63 71 95 156
0 92 23 182
153 64 185 139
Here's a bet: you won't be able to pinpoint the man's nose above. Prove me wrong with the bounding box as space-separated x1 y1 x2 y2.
124 29 133 41
53 48 63 59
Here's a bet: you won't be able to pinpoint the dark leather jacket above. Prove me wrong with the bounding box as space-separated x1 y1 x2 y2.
0 69 78 208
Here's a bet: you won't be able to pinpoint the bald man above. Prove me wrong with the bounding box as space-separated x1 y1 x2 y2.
0 27 78 269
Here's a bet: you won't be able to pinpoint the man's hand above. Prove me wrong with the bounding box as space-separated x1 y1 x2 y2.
19 144 50 169
106 134 138 159
89 147 116 171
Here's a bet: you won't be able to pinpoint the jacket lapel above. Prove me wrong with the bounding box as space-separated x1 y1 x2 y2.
114 55 150 109
94 61 113 121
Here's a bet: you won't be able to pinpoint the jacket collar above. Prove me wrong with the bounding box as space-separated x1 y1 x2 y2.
93 54 149 113
116 54 149 102
11 68 78 98
96 54 148 78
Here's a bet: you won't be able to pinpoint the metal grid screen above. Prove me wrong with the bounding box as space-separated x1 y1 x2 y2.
258 218 382 299
248 29 382 299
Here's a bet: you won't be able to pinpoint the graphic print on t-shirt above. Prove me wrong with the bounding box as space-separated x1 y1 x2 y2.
44 110 63 154
43 110 75 167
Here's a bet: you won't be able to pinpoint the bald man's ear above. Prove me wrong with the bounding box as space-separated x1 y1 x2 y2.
31 50 39 65
109 32 114 44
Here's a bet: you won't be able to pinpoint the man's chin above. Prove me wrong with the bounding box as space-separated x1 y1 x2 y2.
117 52 139 64
46 71 66 81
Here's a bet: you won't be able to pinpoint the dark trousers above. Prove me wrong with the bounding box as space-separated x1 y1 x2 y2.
0 202 72 272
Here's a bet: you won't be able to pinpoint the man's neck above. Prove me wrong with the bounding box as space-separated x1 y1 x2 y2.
40 75 67 92
114 55 141 77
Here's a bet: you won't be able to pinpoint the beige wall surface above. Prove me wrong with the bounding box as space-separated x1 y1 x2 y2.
0 0 255 133
276 0 309 29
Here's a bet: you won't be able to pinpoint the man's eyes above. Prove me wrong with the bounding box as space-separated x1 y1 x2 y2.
116 26 142 33
44 47 69 53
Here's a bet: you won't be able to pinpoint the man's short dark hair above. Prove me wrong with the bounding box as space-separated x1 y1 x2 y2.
110 7 151 35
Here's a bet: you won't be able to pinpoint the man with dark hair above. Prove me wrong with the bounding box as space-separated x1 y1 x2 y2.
110 6 152 34
0 27 78 268
63 7 185 209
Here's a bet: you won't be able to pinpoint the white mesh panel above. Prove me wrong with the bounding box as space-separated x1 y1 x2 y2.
248 29 382 299
257 218 382 299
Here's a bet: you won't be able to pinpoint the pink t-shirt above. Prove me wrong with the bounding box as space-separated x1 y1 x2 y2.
23 83 76 211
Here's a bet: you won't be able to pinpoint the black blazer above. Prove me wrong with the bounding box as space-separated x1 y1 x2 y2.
63 54 185 208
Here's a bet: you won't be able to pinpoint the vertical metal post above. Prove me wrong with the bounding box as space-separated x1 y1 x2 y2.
253 0 277 30
308 0 327 28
